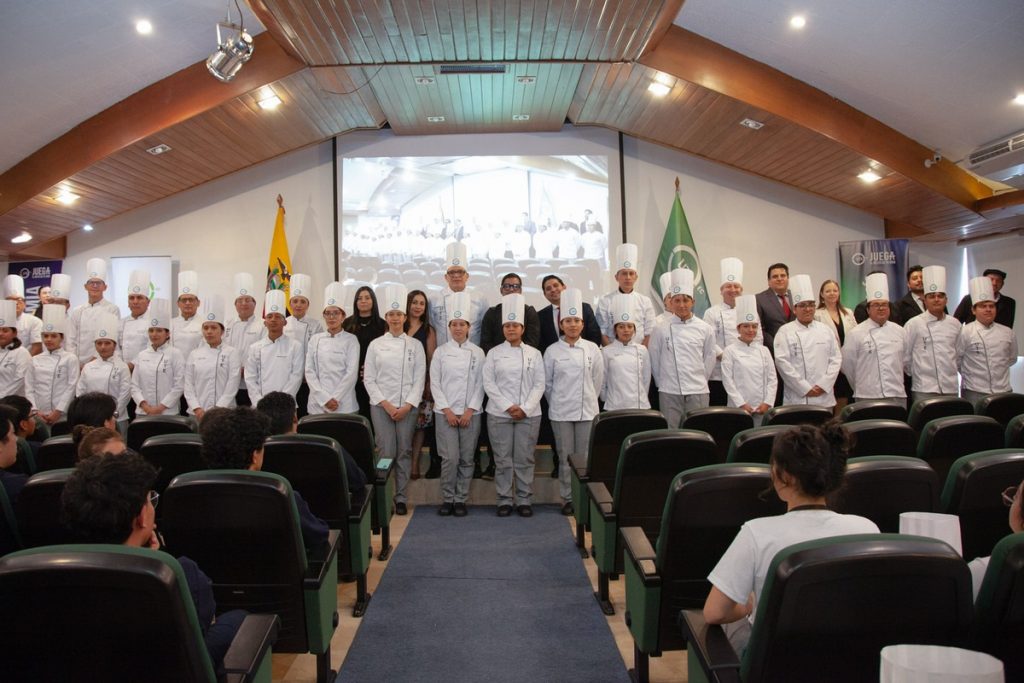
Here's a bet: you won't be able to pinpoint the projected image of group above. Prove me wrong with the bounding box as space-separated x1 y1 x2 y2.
341 155 610 307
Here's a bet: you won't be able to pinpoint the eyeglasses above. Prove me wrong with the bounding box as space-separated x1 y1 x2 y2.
148 490 160 509
322 310 344 317
869 302 890 309
500 283 522 291
1003 486 1020 507
446 270 467 278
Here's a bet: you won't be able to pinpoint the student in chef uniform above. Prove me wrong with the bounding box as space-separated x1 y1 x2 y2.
429 243 490 347
364 284 426 516
773 275 843 408
595 243 657 346
957 276 1019 404
130 299 185 416
704 258 762 406
601 294 652 411
171 271 204 361
430 291 486 517
902 266 962 401
226 272 265 407
0 300 32 402
46 273 73 312
654 272 674 328
119 269 153 372
285 273 323 417
29 304 79 425
483 294 545 517
184 295 241 421
77 312 131 434
721 295 777 426
544 288 604 516
842 273 907 405
305 282 360 415
244 290 304 405
4 274 42 356
648 268 717 428
66 258 121 365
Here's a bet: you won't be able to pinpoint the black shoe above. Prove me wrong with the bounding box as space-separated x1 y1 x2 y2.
453 503 468 517
438 502 453 516
424 465 441 480
517 505 533 518
395 502 408 516
481 466 495 481
497 505 512 517
561 502 574 516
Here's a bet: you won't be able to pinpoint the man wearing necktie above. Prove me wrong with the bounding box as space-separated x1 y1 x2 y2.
755 263 795 355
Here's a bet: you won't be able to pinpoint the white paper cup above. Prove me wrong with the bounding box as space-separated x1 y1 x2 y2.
898 512 962 556
880 644 1003 683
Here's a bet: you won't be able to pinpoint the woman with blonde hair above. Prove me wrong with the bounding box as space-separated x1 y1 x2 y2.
814 279 856 414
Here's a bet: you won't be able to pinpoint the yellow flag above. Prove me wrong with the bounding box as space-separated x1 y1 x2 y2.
266 194 292 301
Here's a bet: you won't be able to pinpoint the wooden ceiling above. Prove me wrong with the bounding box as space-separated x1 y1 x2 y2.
1 0 1021 259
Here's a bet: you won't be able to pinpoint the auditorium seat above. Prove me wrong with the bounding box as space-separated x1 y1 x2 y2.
975 392 1024 427
0 545 279 683
569 409 667 557
830 456 939 532
34 434 76 472
622 464 783 683
262 434 373 616
139 434 206 495
917 415 1004 484
16 469 75 548
682 535 972 683
843 419 917 457
589 429 716 614
972 532 1024 681
0 486 20 557
941 449 1024 561
1007 415 1024 448
48 420 70 437
907 396 974 433
298 413 396 561
682 408 753 463
839 399 907 423
725 424 791 464
161 471 340 683
760 404 833 427
127 415 197 451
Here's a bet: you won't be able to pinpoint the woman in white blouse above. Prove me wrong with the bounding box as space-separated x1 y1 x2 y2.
814 280 856 415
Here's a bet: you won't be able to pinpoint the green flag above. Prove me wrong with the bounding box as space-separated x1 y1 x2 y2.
650 179 711 316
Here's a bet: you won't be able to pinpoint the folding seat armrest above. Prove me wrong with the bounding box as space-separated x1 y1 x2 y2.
586 482 615 520
568 453 588 479
622 526 659 587
679 610 741 683
222 613 280 683
349 485 373 522
304 529 341 589
374 457 395 486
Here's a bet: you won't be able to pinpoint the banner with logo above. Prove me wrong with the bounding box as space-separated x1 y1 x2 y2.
838 239 909 308
8 260 62 315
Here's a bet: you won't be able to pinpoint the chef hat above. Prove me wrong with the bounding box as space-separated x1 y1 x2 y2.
659 272 673 299
93 313 120 342
560 288 584 320
41 304 66 335
670 267 694 298
790 275 815 304
447 292 472 325
922 266 946 295
85 258 108 283
290 273 312 299
199 294 226 326
323 282 347 312
3 275 24 299
0 301 15 328
864 273 889 302
969 276 995 304
614 243 639 272
147 299 172 330
50 274 72 300
232 272 256 300
128 269 151 297
380 284 408 314
612 293 639 326
501 293 526 325
264 290 287 317
735 295 759 326
720 257 743 286
177 271 199 299
445 243 468 271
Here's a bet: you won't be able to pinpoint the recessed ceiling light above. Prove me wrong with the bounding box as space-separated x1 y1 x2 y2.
258 95 282 110
426 116 446 122
516 76 536 84
740 118 764 130
11 231 32 244
414 76 435 85
136 19 153 35
55 189 79 206
1013 93 1024 106
648 82 671 97
146 143 171 155
858 169 881 183
512 114 530 121
83 224 94 232
790 15 806 29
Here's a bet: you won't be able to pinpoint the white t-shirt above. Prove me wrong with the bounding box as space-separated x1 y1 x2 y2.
708 509 879 624
968 555 989 602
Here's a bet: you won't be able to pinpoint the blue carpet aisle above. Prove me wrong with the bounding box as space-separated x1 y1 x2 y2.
339 505 631 682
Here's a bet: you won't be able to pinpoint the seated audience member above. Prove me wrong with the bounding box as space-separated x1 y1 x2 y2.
73 425 126 461
60 452 246 675
66 392 118 431
0 394 40 461
0 404 27 504
255 391 367 492
969 478 1023 600
703 420 879 650
199 407 329 548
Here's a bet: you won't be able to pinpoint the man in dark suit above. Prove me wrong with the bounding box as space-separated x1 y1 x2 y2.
480 273 541 353
893 264 926 324
953 268 1016 328
754 263 794 354
537 274 602 353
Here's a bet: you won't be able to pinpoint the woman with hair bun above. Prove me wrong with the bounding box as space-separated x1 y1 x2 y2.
703 420 879 648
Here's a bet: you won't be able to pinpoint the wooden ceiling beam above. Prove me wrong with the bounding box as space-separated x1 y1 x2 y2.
638 25 992 212
639 0 686 55
0 31 304 217
974 189 1024 220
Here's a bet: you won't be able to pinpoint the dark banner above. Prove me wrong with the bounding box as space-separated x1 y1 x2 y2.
8 260 62 314
838 240 909 308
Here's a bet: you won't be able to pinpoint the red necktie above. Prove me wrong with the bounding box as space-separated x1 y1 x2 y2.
780 294 791 319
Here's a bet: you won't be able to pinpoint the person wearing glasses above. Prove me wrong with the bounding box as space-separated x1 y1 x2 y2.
66 258 121 366
902 266 962 402
60 451 247 676
305 282 359 415
428 243 489 347
774 275 843 408
480 273 540 353
957 276 1019 405
130 299 185 416
968 479 1023 600
841 273 907 406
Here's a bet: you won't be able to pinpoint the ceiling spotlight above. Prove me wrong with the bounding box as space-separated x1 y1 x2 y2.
258 94 282 110
136 19 153 35
11 232 32 244
648 82 671 97
426 116 446 122
740 118 764 130
858 169 881 183
55 189 79 205
83 224 94 232
206 2 253 83
1014 93 1024 106
146 143 171 155
789 15 807 29
512 114 530 121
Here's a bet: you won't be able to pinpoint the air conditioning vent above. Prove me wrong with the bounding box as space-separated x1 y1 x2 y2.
437 64 507 74
965 130 1024 189
968 131 1024 167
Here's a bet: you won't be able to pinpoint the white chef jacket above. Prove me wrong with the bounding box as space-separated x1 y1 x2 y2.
648 315 717 396
17 313 42 347
119 314 151 366
430 339 486 415
184 343 242 414
957 321 1019 394
305 330 360 414
77 355 131 419
429 288 489 346
226 317 266 355
601 340 652 410
704 303 763 381
0 345 31 399
483 342 545 418
596 290 657 339
29 347 78 413
773 319 843 407
842 319 907 400
363 332 426 407
722 340 778 410
67 299 121 364
544 338 604 422
244 335 305 405
131 341 185 411
902 312 961 395
285 315 324 360
171 316 203 361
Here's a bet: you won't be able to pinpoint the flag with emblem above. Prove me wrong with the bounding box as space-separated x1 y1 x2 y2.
650 178 710 316
266 194 293 303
